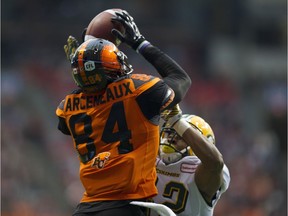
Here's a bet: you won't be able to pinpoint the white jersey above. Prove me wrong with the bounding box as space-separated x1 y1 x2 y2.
150 156 230 216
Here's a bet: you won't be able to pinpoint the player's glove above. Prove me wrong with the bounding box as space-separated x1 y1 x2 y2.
161 104 183 127
165 104 191 137
81 28 87 42
111 10 146 50
64 35 79 61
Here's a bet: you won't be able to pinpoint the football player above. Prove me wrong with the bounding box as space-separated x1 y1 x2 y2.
56 10 191 216
149 105 230 216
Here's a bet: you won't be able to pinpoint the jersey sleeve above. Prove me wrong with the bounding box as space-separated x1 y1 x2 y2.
220 164 231 193
56 99 71 135
56 99 65 118
211 164 230 207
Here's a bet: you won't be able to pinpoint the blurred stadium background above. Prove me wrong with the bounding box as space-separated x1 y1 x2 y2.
1 0 287 215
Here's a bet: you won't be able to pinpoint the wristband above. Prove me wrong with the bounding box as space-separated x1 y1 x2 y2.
136 40 150 53
172 118 191 137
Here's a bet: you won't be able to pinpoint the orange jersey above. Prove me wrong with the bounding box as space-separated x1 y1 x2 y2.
56 74 174 203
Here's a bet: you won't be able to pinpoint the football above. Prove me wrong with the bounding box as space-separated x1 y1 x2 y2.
84 8 125 47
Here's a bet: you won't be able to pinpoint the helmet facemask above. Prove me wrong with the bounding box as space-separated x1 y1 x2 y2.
159 127 191 164
159 114 215 164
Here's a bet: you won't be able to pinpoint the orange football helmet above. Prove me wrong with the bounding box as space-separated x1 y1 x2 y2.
71 38 133 92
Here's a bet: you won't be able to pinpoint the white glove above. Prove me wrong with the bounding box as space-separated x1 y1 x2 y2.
161 104 182 127
130 201 176 216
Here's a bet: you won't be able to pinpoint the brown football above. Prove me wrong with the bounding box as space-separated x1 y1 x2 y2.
85 8 125 47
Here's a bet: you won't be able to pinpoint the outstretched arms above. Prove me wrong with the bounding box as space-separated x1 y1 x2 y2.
63 10 191 109
111 10 191 108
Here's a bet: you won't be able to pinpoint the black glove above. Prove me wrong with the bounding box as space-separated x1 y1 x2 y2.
111 10 146 50
81 28 87 42
64 35 79 61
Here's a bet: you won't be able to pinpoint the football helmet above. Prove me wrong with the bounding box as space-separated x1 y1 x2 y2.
159 114 215 164
71 38 133 92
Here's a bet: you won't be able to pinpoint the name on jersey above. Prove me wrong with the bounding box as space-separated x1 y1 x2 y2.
156 168 180 177
65 82 133 111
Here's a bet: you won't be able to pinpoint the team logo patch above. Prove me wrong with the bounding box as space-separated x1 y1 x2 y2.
91 152 111 169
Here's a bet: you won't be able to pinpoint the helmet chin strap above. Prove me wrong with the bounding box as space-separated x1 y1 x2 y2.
160 147 191 164
161 152 182 164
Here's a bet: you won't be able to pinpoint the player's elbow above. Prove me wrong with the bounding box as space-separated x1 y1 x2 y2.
201 148 224 172
169 76 192 104
179 75 192 99
180 75 192 94
185 75 192 87
208 153 224 172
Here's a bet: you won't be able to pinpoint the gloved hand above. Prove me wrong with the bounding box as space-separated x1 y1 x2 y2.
81 28 87 42
161 104 182 127
111 10 145 50
64 35 79 61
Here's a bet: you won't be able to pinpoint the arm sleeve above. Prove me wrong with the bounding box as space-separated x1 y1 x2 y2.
136 80 172 124
139 44 191 108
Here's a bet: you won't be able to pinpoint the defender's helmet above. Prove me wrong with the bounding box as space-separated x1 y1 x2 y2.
71 38 133 92
159 114 215 164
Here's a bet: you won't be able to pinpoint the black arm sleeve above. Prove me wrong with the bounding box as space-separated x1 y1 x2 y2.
136 80 171 124
140 44 191 108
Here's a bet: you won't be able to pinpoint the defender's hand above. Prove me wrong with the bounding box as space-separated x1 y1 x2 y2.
64 35 79 61
111 10 145 50
161 104 182 127
164 105 191 137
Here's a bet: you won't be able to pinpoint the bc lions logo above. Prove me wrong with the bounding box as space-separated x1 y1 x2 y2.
91 152 111 169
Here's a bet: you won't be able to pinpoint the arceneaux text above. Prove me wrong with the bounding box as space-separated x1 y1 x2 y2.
65 82 133 111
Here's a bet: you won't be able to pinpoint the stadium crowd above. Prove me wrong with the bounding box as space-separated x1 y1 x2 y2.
2 0 286 215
